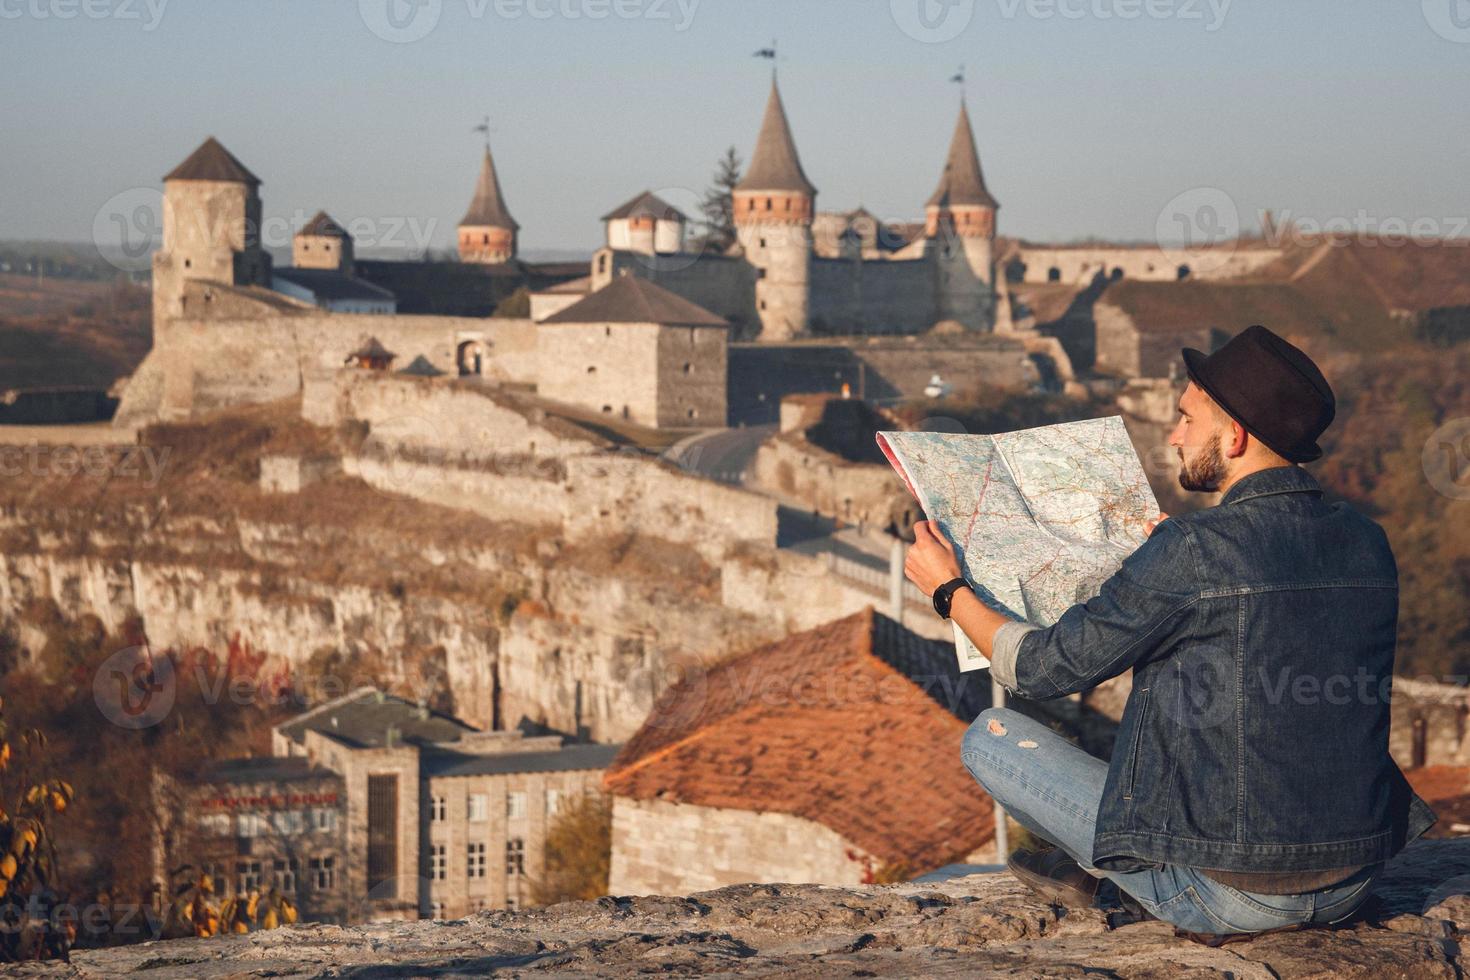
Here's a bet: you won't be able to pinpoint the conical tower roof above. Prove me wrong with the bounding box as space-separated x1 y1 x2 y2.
460 144 519 231
926 101 997 210
734 77 816 197
164 136 261 186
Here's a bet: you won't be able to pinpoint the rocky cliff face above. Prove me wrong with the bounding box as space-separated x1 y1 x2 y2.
28 839 1470 978
0 402 779 737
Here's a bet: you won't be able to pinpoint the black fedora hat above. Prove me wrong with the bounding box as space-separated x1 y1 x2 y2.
1181 325 1335 463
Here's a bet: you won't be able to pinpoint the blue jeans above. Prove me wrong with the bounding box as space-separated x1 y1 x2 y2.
960 708 1380 935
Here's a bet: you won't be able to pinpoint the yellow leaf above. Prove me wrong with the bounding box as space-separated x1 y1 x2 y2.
262 909 278 930
0 854 17 880
232 921 248 934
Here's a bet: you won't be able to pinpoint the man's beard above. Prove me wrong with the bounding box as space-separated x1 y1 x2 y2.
1178 435 1227 493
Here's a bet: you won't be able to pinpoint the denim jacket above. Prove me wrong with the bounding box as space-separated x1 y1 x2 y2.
989 464 1437 874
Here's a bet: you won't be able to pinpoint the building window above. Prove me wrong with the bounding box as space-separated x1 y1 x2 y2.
237 812 265 838
236 861 262 894
467 842 486 878
586 365 596 374
431 844 447 881
687 409 697 419
312 808 338 833
506 792 526 820
764 197 772 211
310 856 336 891
367 774 399 894
198 813 231 836
482 234 490 245
505 839 525 876
273 858 298 893
468 794 488 823
604 325 611 337
546 789 562 817
431 796 446 822
271 810 305 836
682 362 692 374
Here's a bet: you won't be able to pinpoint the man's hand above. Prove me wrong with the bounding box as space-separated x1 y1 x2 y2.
1146 512 1170 537
904 520 964 597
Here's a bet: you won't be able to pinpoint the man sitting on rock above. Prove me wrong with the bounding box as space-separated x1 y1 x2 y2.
904 324 1436 939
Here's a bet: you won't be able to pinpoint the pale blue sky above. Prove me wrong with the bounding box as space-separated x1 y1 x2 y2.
2 0 1466 255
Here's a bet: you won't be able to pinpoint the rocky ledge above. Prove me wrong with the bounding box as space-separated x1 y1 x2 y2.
13 839 1470 979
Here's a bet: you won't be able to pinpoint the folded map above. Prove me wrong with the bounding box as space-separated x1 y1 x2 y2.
877 416 1159 672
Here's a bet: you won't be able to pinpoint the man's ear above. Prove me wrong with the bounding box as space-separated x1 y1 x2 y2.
1226 419 1250 458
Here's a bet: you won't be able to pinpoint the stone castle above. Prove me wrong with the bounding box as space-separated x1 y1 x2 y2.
118 73 1320 433
115 75 1055 431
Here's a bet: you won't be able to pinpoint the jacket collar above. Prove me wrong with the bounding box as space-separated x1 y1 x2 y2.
1220 465 1323 506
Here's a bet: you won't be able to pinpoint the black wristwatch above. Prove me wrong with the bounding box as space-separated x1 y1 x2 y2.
932 577 970 620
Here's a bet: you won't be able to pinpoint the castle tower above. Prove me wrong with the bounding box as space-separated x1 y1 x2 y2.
153 136 272 321
293 211 354 273
458 144 519 264
926 100 999 330
733 76 816 341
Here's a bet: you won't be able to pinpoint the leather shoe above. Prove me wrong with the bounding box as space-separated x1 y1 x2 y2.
1006 846 1100 909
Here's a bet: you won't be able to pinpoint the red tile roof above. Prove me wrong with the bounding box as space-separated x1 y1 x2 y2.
604 607 995 874
1407 766 1470 838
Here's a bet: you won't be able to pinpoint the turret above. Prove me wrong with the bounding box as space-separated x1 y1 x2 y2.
153 136 272 320
926 100 998 330
733 76 815 341
458 143 519 264
294 211 354 273
601 191 687 256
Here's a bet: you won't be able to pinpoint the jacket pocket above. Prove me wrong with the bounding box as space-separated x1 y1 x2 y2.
1123 687 1151 801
